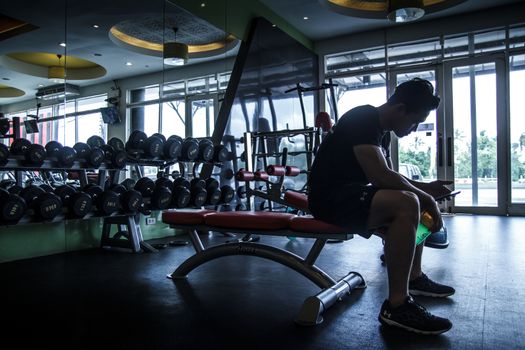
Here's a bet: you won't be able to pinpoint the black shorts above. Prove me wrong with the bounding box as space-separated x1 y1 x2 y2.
309 184 379 238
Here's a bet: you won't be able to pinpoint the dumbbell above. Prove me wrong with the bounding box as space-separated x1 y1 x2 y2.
204 178 222 205
172 177 191 208
189 178 207 207
150 178 173 210
108 183 143 213
45 141 77 167
134 177 155 198
126 131 164 158
100 144 127 168
19 185 62 220
83 184 119 215
197 138 214 162
121 178 136 191
180 138 199 161
54 184 93 218
213 144 230 162
151 133 182 161
87 135 105 149
108 137 125 152
0 143 9 166
220 185 235 204
236 185 247 199
10 139 46 166
0 188 26 223
73 142 105 168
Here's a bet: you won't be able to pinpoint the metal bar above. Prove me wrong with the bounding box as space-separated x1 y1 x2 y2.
188 229 205 253
169 242 337 288
304 239 327 266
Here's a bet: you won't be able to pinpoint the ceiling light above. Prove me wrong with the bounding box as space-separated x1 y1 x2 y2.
59 42 66 47
48 54 66 83
200 3 206 7
38 84 44 87
126 62 133 66
93 24 99 28
387 0 425 22
163 28 188 66
303 16 309 20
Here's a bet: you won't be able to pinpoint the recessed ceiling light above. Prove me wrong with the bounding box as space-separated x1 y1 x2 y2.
38 84 44 87
59 42 66 47
200 3 205 7
126 62 133 66
94 53 102 56
272 24 276 27
303 16 309 20
93 24 99 28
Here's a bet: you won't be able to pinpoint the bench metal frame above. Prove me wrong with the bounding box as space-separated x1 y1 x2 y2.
167 224 366 325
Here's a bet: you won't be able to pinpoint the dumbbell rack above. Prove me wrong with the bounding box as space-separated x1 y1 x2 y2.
240 127 319 211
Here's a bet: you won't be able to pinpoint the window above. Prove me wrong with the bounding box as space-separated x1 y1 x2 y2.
326 47 385 76
387 38 441 67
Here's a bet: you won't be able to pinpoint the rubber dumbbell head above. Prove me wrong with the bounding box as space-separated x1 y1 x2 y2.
198 138 214 162
142 135 164 158
0 118 10 136
163 135 182 160
127 130 148 151
220 185 235 204
101 144 126 168
25 144 46 166
190 178 207 207
10 138 31 155
0 188 26 223
134 177 156 197
172 185 191 208
87 135 105 149
108 137 125 152
151 186 172 209
181 138 199 161
155 177 174 191
55 185 92 218
121 178 136 191
213 145 230 162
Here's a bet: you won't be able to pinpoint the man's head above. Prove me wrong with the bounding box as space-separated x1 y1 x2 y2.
386 78 440 137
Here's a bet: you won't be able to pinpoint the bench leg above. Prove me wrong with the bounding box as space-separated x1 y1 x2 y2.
168 241 337 289
295 271 366 326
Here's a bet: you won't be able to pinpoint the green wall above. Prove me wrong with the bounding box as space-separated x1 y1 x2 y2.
0 212 180 263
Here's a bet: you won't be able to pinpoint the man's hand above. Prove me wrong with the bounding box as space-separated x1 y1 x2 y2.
424 180 453 200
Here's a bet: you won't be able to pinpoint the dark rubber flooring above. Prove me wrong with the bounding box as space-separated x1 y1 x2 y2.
1 214 524 349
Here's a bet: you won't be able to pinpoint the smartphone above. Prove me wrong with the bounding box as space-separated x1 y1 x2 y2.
434 190 461 201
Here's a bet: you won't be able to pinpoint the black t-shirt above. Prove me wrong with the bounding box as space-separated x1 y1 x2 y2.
308 105 390 203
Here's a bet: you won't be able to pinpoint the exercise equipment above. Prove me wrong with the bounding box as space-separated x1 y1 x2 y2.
0 188 26 223
87 135 105 149
73 142 105 168
108 183 144 213
205 178 222 205
0 118 10 136
134 177 156 198
45 141 77 167
172 177 191 208
180 138 199 161
190 178 207 207
101 144 127 168
126 131 164 158
54 184 93 218
19 185 63 220
198 138 214 162
10 139 46 166
83 184 119 215
108 137 125 152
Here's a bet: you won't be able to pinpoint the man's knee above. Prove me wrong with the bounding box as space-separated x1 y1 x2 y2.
395 191 420 222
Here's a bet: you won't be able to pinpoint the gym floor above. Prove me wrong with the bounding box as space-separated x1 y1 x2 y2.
1 214 524 349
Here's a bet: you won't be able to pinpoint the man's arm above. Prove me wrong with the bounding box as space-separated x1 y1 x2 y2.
354 144 429 199
385 155 452 198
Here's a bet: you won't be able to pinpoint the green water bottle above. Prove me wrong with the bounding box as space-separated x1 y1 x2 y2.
416 211 434 245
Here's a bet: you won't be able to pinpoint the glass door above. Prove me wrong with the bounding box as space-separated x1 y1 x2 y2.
444 55 506 214
389 68 442 183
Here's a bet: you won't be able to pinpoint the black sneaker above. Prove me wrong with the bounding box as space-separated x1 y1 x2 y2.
378 297 452 335
409 273 455 297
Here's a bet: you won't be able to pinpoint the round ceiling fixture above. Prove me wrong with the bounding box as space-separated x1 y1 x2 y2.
0 84 25 98
0 52 106 81
108 13 238 61
319 0 467 22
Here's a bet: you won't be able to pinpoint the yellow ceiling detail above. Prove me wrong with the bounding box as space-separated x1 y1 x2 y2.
6 52 99 69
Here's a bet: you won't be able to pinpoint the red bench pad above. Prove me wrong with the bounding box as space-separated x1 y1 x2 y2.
162 209 215 225
289 215 349 234
204 211 295 230
283 191 309 211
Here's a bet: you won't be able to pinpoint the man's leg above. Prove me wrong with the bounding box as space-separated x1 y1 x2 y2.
366 189 419 307
410 242 424 281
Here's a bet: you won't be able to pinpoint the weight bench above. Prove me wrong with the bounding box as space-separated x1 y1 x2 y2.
162 208 366 326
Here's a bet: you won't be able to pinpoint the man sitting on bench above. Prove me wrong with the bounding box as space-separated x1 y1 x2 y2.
308 78 455 335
